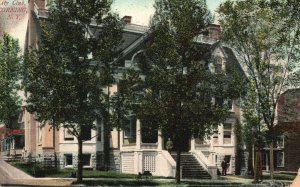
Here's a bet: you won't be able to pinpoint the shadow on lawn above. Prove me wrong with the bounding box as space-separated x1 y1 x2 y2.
72 180 245 186
73 180 161 186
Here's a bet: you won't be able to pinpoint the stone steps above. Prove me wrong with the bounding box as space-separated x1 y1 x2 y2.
171 152 211 179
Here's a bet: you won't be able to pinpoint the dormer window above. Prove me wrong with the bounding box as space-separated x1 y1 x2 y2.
215 57 223 73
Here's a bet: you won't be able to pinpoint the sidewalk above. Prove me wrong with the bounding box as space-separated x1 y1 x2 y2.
0 158 33 180
0 157 72 186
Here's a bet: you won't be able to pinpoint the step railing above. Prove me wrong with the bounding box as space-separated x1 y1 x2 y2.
191 150 217 179
161 150 176 177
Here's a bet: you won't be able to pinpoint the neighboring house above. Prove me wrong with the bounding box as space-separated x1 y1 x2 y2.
21 0 245 179
0 113 25 157
0 124 5 152
0 107 25 157
261 88 300 172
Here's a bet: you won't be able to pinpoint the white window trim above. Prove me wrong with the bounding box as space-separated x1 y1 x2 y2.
64 154 73 167
82 154 92 168
124 118 135 138
64 128 74 141
276 151 285 167
38 123 42 144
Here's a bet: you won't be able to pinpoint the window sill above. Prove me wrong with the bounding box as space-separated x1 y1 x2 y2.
123 143 136 146
83 166 93 169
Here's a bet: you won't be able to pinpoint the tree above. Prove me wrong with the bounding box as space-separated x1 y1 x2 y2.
218 0 300 180
240 81 265 181
23 0 123 183
117 0 243 183
0 33 21 128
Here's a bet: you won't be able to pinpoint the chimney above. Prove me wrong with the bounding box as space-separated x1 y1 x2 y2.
122 16 132 24
207 24 221 41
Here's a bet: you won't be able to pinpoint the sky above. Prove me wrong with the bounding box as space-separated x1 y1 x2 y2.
112 0 226 26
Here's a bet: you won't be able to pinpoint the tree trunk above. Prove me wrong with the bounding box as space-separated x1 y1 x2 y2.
254 150 263 182
176 150 181 184
103 87 110 170
247 143 254 176
103 117 110 170
53 125 57 169
77 134 83 183
269 141 274 180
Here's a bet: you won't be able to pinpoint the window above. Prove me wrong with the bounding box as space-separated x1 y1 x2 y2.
215 63 222 73
124 117 136 138
14 135 24 149
276 151 284 167
223 131 231 144
65 154 73 166
82 126 91 141
38 126 42 143
223 124 232 144
213 131 218 145
276 137 284 148
82 154 91 166
227 99 233 110
223 123 232 130
224 131 231 138
64 129 74 141
215 57 223 73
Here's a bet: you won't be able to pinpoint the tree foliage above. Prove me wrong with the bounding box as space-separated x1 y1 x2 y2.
218 0 300 180
0 33 21 128
23 0 123 183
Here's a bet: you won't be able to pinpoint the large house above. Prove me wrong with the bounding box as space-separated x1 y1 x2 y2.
19 0 246 179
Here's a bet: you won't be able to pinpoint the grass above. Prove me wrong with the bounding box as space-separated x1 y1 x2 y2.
263 172 296 180
47 169 139 178
231 172 296 181
9 161 295 186
11 162 35 175
10 161 140 178
10 161 59 177
72 180 245 186
10 161 173 179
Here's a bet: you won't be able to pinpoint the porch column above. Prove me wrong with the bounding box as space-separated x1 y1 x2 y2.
120 129 124 150
220 125 224 145
158 129 163 150
136 119 141 150
266 153 269 171
190 137 195 151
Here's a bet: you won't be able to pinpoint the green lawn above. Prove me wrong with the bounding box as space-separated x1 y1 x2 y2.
263 172 296 180
72 180 245 186
10 161 138 178
48 169 139 178
230 172 296 181
9 161 295 186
